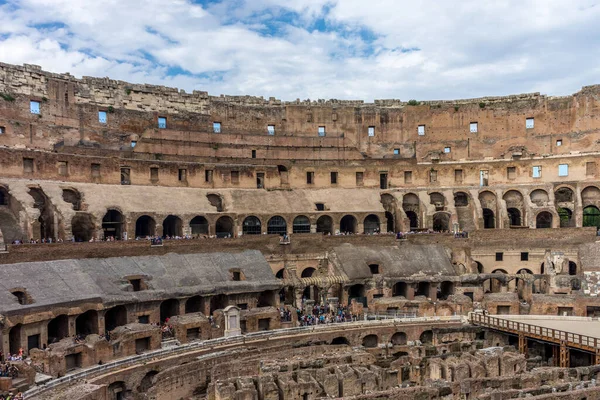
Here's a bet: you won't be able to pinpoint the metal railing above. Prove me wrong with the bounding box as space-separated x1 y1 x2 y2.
26 316 462 398
470 313 600 350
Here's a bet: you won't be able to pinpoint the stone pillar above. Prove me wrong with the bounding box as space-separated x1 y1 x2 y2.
310 223 317 234
429 284 438 301
407 285 415 300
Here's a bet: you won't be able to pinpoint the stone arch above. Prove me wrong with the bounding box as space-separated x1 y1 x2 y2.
267 215 287 235
292 215 311 234
339 215 357 234
190 216 209 236
363 214 380 234
105 305 127 332
454 191 469 207
479 191 496 229
28 187 56 240
301 267 316 278
138 370 159 393
475 261 484 274
9 324 22 355
135 215 156 238
160 299 180 322
48 314 69 344
162 215 183 237
403 193 420 230
71 213 95 242
62 188 82 211
0 185 8 206
362 334 378 348
420 330 433 344
108 381 128 400
582 186 600 207
432 212 450 232
503 190 524 226
215 216 234 237
331 336 350 345
391 332 407 345
558 208 574 228
583 206 600 229
381 193 397 232
555 186 575 203
530 189 550 207
76 310 99 336
569 261 578 276
185 296 203 314
275 269 284 279
316 215 333 234
385 211 394 233
536 211 553 229
102 209 124 240
482 208 495 229
489 269 508 293
242 216 261 235
507 208 521 226
429 192 446 210
415 282 431 297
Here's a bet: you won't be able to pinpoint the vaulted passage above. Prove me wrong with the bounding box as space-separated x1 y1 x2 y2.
102 209 124 240
340 215 357 234
71 213 95 242
190 216 209 236
162 215 183 237
242 216 261 235
215 216 234 238
316 215 333 234
135 215 156 238
292 215 311 233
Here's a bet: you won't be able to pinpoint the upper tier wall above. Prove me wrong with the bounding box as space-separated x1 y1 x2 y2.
1 62 600 161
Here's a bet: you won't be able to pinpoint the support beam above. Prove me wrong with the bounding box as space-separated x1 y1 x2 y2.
560 341 569 368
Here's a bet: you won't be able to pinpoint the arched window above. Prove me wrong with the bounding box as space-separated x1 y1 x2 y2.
316 215 333 234
536 212 553 229
267 216 287 235
103 209 123 239
507 208 521 226
482 208 495 229
135 215 156 238
583 206 600 229
292 215 311 233
242 216 261 235
215 216 234 238
190 216 209 235
363 214 380 234
340 215 357 234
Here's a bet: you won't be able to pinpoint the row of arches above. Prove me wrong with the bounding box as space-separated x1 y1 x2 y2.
332 330 433 349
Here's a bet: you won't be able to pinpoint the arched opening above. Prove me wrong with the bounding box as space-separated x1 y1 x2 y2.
558 208 574 228
403 194 420 230
76 310 99 337
275 269 284 279
292 215 311 234
9 324 22 355
190 216 209 236
516 269 533 294
301 267 316 278
583 206 600 229
215 216 234 238
438 281 454 300
102 209 123 240
454 192 469 207
507 208 521 226
530 189 550 207
62 188 82 211
108 381 127 400
415 282 431 298
475 261 484 274
71 213 95 242
392 282 408 297
429 192 446 210
302 285 319 301
420 330 433 344
162 215 182 237
432 212 450 232
242 216 261 235
482 208 495 229
569 261 577 276
405 211 418 230
160 299 180 322
536 212 553 229
362 334 378 348
385 211 395 233
391 332 407 345
185 296 203 314
135 215 156 238
339 215 357 234
331 337 350 345
267 216 287 235
555 187 574 203
138 371 159 393
316 215 333 234
490 269 508 293
0 186 8 206
105 305 127 332
48 314 69 344
363 214 380 234
29 187 55 240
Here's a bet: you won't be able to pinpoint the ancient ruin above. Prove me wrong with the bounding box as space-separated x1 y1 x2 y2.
1 62 600 398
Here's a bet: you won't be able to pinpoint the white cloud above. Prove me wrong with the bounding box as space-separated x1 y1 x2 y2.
0 0 599 101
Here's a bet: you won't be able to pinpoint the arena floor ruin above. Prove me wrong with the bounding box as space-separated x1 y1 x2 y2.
1 62 600 399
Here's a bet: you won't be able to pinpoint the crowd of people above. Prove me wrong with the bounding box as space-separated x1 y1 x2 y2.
0 362 19 378
278 304 358 326
0 392 24 400
0 355 23 400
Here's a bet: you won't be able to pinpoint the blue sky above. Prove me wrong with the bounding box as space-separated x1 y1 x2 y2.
0 0 599 101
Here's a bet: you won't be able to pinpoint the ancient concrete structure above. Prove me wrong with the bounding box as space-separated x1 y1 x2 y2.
1 62 600 398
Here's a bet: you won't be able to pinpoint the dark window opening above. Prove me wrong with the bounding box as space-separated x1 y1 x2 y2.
496 252 503 261
330 171 338 184
521 252 529 261
368 264 379 274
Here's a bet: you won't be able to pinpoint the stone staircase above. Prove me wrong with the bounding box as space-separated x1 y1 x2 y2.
456 206 476 232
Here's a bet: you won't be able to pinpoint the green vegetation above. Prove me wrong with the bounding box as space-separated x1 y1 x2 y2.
479 102 486 109
0 93 15 102
125 88 132 95
107 105 115 113
407 99 420 106
454 106 459 112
